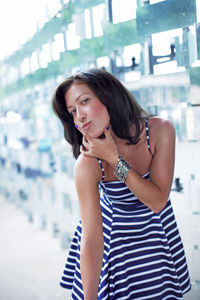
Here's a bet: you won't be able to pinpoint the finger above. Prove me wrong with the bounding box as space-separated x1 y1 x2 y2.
80 147 87 156
82 138 89 149
83 131 93 141
83 136 89 144
80 145 84 152
82 134 89 144
80 145 87 153
81 144 88 152
80 145 91 156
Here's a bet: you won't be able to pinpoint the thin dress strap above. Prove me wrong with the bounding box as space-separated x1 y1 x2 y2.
145 118 154 157
97 158 105 181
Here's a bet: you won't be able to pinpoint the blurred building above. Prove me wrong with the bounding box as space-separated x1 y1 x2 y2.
0 0 200 297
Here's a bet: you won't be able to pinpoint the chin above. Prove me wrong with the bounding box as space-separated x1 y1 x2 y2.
88 128 105 138
93 130 105 139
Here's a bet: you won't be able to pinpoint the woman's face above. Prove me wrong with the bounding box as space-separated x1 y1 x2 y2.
65 83 110 138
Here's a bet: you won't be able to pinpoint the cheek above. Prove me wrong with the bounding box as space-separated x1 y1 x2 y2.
96 108 110 129
101 108 110 123
94 105 109 119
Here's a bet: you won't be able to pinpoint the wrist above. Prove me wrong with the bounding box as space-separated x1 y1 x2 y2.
113 154 131 182
108 152 119 168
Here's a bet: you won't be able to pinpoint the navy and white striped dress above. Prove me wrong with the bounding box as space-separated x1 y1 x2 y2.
60 119 191 299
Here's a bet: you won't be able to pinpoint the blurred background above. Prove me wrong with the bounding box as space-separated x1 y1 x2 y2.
0 0 200 299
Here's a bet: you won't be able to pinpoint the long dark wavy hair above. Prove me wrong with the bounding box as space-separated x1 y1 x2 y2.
52 68 149 159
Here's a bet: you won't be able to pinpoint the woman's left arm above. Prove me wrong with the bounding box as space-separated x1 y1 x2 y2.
124 119 175 213
81 119 175 214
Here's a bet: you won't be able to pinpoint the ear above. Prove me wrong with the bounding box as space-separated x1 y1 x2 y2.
104 125 111 138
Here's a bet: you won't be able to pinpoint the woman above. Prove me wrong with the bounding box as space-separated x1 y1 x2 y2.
52 68 191 299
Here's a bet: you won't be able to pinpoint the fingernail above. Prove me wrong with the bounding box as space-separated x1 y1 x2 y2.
106 126 109 130
75 124 78 129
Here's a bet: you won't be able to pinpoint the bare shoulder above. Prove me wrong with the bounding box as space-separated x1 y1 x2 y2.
148 116 175 152
149 116 175 140
74 154 102 185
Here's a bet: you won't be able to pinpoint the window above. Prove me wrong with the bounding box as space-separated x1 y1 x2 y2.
112 0 137 24
40 43 51 68
149 0 165 4
30 51 39 72
21 58 30 76
66 23 80 50
50 188 55 204
62 193 72 213
92 4 105 37
152 29 185 75
84 9 92 39
60 156 67 173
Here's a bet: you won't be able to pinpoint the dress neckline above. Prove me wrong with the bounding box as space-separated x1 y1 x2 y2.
100 170 150 184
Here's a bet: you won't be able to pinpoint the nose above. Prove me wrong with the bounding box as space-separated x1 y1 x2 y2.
76 107 86 122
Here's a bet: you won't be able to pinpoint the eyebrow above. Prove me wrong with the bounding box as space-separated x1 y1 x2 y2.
66 92 89 110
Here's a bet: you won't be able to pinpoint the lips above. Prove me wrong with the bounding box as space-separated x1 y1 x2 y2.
82 121 91 130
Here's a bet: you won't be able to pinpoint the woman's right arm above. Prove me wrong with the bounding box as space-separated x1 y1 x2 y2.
74 155 104 300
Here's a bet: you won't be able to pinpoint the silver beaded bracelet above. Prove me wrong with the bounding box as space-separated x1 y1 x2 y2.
114 155 131 182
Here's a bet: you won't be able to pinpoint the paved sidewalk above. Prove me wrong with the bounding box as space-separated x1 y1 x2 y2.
0 196 199 300
0 197 71 300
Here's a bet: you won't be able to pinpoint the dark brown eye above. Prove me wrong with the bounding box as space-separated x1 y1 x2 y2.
70 109 76 115
82 98 89 104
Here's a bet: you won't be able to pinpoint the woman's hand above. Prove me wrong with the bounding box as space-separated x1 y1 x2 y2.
80 126 119 167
